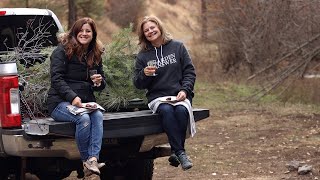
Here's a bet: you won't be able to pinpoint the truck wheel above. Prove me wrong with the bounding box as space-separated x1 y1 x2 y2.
125 159 154 180
0 157 21 180
100 159 154 180
0 170 21 179
35 171 72 180
29 157 77 180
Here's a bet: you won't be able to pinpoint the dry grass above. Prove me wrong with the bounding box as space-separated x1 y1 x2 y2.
277 78 320 105
152 81 320 180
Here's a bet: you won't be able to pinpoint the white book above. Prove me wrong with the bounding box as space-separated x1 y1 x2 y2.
66 102 105 115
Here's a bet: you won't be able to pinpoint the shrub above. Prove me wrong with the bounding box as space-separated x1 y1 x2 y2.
96 24 146 111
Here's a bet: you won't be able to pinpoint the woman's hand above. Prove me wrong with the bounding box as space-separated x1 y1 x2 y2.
176 90 187 101
72 96 82 107
144 67 156 76
91 74 102 87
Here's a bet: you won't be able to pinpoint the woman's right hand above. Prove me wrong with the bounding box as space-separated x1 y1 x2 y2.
72 96 82 107
144 66 156 76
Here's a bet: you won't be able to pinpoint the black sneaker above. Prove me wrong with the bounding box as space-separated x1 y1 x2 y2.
177 152 193 170
168 153 180 167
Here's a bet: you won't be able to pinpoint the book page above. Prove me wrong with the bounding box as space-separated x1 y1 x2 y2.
160 97 178 103
67 102 105 115
82 103 98 109
82 102 105 111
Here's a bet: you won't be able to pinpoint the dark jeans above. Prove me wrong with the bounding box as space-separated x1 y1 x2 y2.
156 104 189 155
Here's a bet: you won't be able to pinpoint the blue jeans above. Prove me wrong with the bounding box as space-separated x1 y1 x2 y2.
50 102 103 161
156 104 189 155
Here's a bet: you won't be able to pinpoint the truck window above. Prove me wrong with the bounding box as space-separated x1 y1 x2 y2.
0 27 14 50
0 15 59 52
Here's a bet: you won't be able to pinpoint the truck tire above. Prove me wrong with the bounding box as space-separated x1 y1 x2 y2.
125 159 154 180
35 171 72 180
0 157 21 180
29 157 76 180
100 159 154 180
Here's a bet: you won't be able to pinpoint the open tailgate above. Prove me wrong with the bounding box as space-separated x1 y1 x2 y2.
23 108 210 138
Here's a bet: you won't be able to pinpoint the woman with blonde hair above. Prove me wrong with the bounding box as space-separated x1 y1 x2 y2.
133 15 196 171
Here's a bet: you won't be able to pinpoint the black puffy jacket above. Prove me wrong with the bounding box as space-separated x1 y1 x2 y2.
47 44 106 114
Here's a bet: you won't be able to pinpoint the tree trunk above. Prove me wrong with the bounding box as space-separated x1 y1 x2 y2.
68 0 77 30
201 0 208 41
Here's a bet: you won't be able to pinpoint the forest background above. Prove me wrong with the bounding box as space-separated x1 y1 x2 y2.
1 0 320 105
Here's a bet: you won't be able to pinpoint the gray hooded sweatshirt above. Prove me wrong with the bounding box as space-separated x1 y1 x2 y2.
133 39 196 103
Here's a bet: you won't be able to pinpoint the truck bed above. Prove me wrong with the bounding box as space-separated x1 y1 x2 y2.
22 108 210 138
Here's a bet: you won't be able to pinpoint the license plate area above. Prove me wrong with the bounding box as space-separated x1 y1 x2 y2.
103 138 118 145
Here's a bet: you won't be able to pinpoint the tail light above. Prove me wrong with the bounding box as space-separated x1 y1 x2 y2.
0 62 21 128
0 11 6 16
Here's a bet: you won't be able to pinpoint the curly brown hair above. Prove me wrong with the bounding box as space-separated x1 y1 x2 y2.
58 17 104 68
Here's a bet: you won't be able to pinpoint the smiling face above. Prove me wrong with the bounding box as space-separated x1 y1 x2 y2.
143 21 162 47
76 23 93 48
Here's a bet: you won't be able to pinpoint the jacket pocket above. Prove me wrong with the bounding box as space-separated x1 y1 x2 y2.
69 82 95 102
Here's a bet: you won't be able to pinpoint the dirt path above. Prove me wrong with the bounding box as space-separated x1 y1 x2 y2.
152 107 320 180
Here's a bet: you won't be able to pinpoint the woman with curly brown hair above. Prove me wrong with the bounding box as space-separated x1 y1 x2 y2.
47 17 106 177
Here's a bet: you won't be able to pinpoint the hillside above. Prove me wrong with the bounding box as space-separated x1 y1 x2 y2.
144 0 200 45
98 0 201 45
0 0 201 44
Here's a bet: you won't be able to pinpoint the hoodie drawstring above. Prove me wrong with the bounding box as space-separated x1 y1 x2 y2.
154 46 164 66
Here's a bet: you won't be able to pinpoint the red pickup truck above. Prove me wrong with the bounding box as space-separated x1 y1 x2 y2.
0 8 210 180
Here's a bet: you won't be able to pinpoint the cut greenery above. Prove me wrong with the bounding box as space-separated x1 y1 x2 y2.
96 24 146 111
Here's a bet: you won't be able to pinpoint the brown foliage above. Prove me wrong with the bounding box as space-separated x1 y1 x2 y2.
200 0 320 99
205 0 320 75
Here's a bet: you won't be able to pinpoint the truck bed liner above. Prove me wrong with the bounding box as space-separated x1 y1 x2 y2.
22 109 210 138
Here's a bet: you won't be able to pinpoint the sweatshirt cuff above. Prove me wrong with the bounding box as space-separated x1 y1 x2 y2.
66 92 78 103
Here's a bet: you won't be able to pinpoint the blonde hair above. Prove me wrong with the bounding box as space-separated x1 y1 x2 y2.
137 15 172 51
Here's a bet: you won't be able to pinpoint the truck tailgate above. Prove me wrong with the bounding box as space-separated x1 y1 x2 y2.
23 108 210 138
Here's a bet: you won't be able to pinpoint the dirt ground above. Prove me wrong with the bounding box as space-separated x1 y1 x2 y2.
61 103 320 180
152 106 320 180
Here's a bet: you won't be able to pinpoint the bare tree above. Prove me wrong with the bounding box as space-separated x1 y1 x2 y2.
204 0 320 97
1 16 57 117
2 0 104 31
68 0 77 29
201 0 208 41
105 0 145 29
2 16 56 65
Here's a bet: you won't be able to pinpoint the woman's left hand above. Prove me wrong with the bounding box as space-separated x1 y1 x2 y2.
176 90 187 101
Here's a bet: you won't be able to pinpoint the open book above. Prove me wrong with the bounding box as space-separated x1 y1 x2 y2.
66 102 105 115
159 96 179 103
